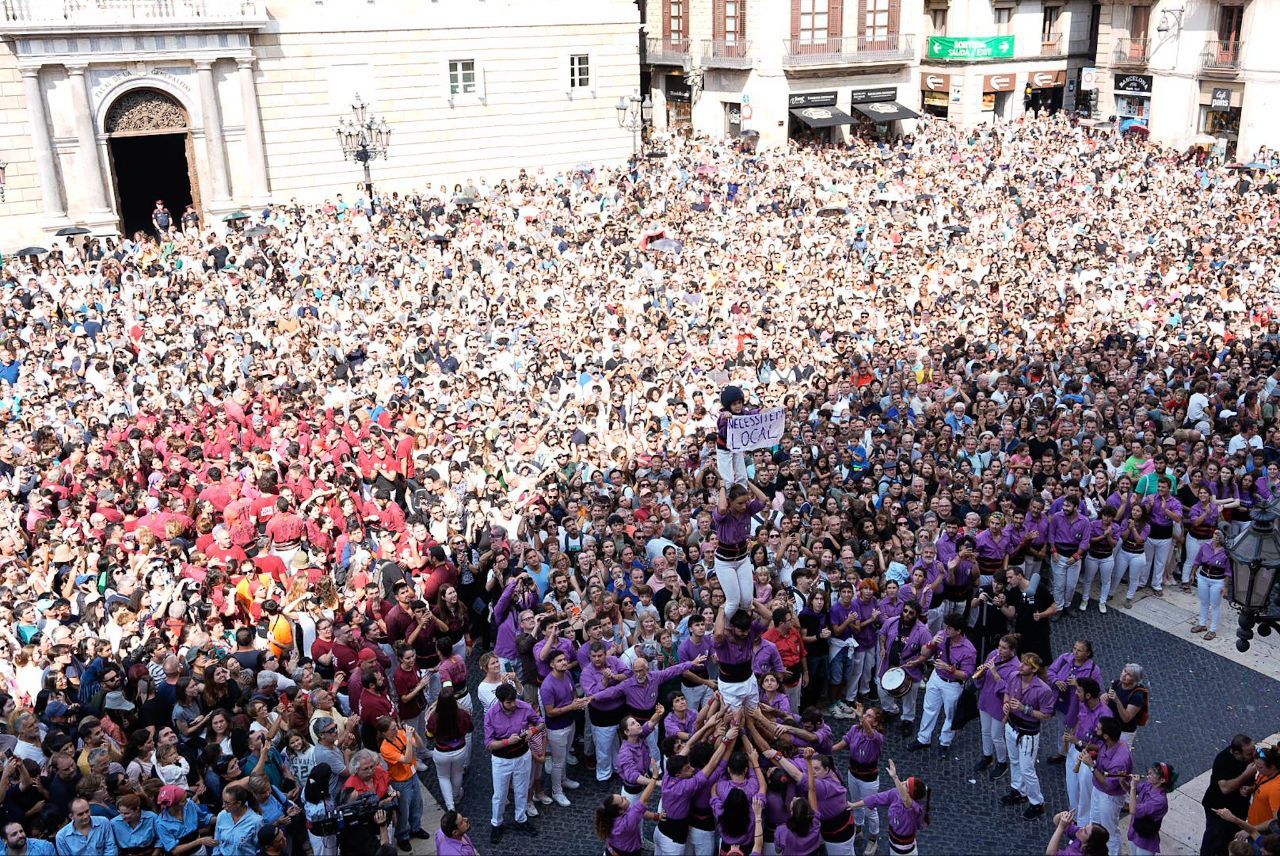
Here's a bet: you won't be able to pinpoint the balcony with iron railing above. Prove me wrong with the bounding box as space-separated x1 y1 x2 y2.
1112 36 1150 66
646 36 693 66
1040 33 1063 56
1201 39 1243 76
781 34 914 69
0 0 267 33
701 38 752 69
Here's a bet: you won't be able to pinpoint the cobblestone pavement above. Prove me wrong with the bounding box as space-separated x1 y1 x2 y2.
429 608 1280 855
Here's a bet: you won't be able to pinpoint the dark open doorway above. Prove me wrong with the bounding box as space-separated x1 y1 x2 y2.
109 132 193 238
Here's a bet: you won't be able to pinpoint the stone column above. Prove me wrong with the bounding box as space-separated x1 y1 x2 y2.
65 63 111 214
19 66 67 221
195 59 232 204
237 57 271 202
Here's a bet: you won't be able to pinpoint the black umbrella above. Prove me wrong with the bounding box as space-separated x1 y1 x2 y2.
222 211 251 222
55 226 91 237
452 196 478 208
817 206 849 218
14 246 48 257
243 225 272 238
645 150 669 159
426 234 450 244
943 225 970 234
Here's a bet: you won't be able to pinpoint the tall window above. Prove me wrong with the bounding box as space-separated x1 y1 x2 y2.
569 54 590 89
668 0 685 43
994 6 1012 35
448 59 476 95
864 0 890 42
1218 4 1243 43
798 0 829 45
1042 5 1061 41
725 0 742 44
929 7 947 36
1129 4 1150 39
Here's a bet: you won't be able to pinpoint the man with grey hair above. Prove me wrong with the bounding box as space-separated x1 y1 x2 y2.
311 717 349 799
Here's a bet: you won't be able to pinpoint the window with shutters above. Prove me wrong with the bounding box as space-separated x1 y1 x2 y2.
1042 5 1061 41
725 0 742 44
798 0 830 45
665 0 687 44
1129 5 1149 38
865 0 890 41
929 7 947 35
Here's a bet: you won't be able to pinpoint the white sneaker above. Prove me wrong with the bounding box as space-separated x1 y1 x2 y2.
1078 600 1088 612
567 754 579 766
563 778 581 790
552 793 571 807
535 793 553 805
526 803 539 817
1099 601 1108 614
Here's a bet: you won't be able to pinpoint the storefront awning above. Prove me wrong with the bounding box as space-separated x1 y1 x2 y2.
852 101 921 123
790 106 856 128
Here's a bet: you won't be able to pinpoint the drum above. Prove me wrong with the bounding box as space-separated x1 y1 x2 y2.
880 667 914 699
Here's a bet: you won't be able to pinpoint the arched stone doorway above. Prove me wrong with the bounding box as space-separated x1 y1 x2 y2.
105 88 202 238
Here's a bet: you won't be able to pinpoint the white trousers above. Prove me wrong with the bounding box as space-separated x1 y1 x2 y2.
1143 537 1172 591
979 710 1008 763
916 673 963 747
653 826 689 856
715 554 756 618
848 774 881 837
433 745 468 810
307 831 338 856
491 752 531 827
1025 557 1045 594
1198 574 1225 632
1182 534 1208 584
547 723 574 797
689 826 715 856
1088 789 1122 856
1115 549 1148 598
718 674 760 711
1080 555 1114 605
880 677 921 723
1064 745 1093 820
845 646 877 700
823 834 858 855
1051 554 1082 610
591 722 620 782
889 838 919 855
716 448 748 485
1005 725 1043 806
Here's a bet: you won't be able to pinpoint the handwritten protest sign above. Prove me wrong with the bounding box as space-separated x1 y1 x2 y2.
727 407 786 452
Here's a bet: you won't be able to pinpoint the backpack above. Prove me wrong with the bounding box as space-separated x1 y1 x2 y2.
1133 686 1150 726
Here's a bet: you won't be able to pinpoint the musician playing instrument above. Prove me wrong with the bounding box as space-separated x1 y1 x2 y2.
997 653 1056 820
1063 677 1112 822
1079 718 1133 856
972 633 1021 781
876 600 932 733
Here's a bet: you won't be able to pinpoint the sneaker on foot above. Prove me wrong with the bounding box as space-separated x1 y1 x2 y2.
535 793 553 805
973 755 993 773
526 803 539 817
863 837 878 856
567 754 579 766
514 821 538 836
397 840 412 853
552 793 571 807
989 761 1010 781
490 825 506 845
1099 602 1108 614
1000 790 1028 806
1078 600 1088 612
907 740 929 752
1122 598 1133 609
563 778 581 790
1023 803 1046 820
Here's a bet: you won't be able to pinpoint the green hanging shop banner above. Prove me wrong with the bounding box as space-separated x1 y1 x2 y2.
926 36 1015 61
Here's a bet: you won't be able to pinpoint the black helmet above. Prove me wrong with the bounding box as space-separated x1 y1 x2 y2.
721 385 745 409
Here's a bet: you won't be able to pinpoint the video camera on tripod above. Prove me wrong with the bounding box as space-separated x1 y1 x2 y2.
311 791 397 836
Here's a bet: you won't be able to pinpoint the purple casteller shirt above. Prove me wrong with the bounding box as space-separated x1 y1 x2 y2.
1127 780 1168 852
911 558 945 589
617 663 688 713
1048 512 1090 556
1186 500 1221 535
829 600 856 641
664 707 697 739
483 698 541 744
976 653 1020 719
878 616 934 682
678 634 713 685
795 769 848 823
434 831 478 855
660 769 708 820
1093 740 1133 797
714 619 766 668
616 724 655 787
1071 700 1112 750
1195 541 1231 574
538 671 578 731
999 674 1056 731
493 579 536 659
1045 653 1103 725
753 639 785 676
607 800 648 852
861 786 926 840
1146 494 1183 529
974 528 1011 572
581 656 631 712
850 596 880 648
1087 519 1119 555
879 594 905 623
1106 491 1140 526
711 774 761 846
775 815 821 855
532 637 577 680
713 499 765 546
842 724 885 769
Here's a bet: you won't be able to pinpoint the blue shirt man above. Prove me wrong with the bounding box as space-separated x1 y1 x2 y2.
55 800 118 856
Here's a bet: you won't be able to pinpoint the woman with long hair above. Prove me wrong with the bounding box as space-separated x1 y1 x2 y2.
850 759 930 856
426 687 473 811
595 775 657 856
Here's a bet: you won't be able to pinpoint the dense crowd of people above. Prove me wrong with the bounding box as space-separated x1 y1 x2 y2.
0 110 1279 856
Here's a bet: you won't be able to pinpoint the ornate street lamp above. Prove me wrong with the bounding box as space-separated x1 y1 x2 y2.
615 93 652 157
1227 496 1280 652
0 160 7 202
335 94 391 203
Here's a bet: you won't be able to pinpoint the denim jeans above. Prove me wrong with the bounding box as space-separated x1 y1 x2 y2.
390 776 422 842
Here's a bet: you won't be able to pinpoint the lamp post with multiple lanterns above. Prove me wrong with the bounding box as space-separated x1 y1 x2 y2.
1227 496 1280 652
615 93 652 157
335 94 391 202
